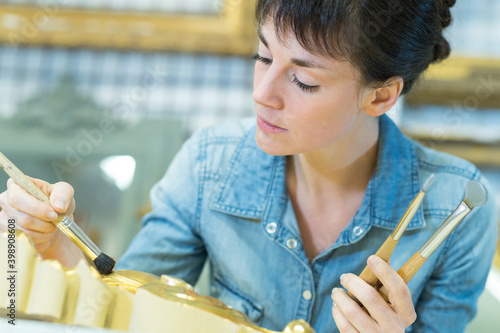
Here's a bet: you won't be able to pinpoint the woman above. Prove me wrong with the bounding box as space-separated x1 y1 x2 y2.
0 0 497 332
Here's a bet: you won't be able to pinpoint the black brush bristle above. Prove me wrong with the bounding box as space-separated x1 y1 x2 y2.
94 252 116 275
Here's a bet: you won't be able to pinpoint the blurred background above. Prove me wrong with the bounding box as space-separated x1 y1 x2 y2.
0 0 498 331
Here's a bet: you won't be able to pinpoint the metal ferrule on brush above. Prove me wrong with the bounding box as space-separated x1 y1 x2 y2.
392 174 435 241
419 202 470 259
418 179 488 259
392 191 426 241
56 216 102 261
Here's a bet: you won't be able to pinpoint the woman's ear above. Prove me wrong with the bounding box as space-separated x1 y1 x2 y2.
363 77 404 117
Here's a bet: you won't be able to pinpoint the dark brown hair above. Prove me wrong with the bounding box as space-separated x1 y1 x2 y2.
256 0 456 95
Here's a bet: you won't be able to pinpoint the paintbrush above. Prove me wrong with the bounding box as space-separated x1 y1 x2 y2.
0 152 116 275
377 180 488 302
348 174 435 302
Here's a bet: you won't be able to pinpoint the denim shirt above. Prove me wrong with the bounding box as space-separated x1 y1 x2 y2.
116 115 498 333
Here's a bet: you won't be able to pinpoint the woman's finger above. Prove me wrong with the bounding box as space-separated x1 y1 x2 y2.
340 272 394 322
0 191 57 234
6 179 59 222
46 181 75 214
367 255 417 326
15 224 58 245
332 295 359 333
14 211 58 234
331 286 374 332
332 289 360 333
7 177 75 216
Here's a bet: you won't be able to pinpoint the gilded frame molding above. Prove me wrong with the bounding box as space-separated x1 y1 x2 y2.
0 0 257 55
406 56 500 109
403 56 500 166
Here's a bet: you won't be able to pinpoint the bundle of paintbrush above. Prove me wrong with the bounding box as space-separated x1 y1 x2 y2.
350 175 488 305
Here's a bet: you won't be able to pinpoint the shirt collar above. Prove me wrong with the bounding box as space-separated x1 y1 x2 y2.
210 115 425 231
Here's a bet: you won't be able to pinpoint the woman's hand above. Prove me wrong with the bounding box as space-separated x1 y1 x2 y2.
331 255 417 332
0 177 80 265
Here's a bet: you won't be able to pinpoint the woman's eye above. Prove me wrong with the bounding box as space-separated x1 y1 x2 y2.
253 53 319 93
252 53 272 65
292 77 320 93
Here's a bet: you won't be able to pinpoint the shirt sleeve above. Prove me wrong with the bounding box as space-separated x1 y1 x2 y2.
410 175 499 332
115 131 207 286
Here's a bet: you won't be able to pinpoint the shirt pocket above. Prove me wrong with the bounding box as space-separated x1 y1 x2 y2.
212 275 264 324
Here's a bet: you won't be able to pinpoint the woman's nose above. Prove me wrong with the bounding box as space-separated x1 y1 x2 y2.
253 66 284 110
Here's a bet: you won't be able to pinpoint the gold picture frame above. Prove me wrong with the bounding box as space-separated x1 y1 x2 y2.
402 56 500 167
0 0 257 55
405 56 500 109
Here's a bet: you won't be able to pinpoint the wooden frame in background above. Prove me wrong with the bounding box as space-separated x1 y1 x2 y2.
403 56 500 166
406 57 500 109
404 56 500 170
0 0 257 55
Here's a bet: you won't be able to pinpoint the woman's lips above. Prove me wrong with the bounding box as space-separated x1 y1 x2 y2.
257 116 288 134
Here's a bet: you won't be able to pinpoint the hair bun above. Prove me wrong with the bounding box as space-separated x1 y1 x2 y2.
433 37 451 63
433 0 456 63
439 0 456 29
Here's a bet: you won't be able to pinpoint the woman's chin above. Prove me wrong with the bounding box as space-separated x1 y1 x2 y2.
255 130 292 156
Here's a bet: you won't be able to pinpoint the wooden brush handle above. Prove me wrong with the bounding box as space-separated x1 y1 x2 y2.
347 236 398 302
0 152 65 223
396 251 427 284
362 236 398 284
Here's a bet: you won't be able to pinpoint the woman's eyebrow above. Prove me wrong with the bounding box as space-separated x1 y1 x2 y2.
291 58 326 69
257 26 327 70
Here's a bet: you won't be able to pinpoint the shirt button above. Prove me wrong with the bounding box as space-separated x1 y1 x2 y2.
353 226 364 236
266 223 277 234
302 290 312 301
286 238 298 249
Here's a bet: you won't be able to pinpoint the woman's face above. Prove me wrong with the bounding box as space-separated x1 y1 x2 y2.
253 21 372 156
